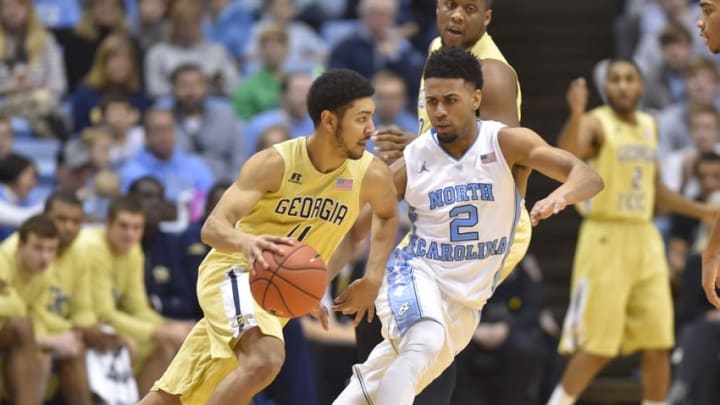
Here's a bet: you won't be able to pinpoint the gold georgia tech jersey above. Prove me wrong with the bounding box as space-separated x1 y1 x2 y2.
417 33 522 134
204 137 374 270
578 105 658 222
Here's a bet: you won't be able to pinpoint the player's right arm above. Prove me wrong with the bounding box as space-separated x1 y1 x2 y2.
201 148 295 267
557 78 604 160
703 217 720 307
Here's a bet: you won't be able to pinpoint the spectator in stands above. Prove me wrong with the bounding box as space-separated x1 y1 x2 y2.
72 32 148 131
55 138 94 194
170 64 245 182
203 0 253 61
80 126 123 221
657 57 720 158
93 93 145 168
119 108 214 212
295 0 349 31
327 0 424 102
243 0 327 74
255 124 291 152
232 23 289 120
133 0 168 52
145 0 238 98
662 105 720 197
0 215 91 405
128 177 202 321
0 113 12 159
0 0 69 140
452 257 548 405
371 71 418 134
0 153 42 240
77 196 194 395
55 0 132 92
244 72 313 159
640 23 693 111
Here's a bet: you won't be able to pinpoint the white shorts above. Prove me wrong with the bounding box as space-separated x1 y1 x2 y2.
340 250 480 403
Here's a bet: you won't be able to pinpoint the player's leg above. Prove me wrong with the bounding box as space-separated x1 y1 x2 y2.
640 349 669 402
0 318 41 405
137 390 182 405
208 327 285 405
137 339 178 395
414 362 456 405
56 347 92 405
498 205 532 283
548 351 612 405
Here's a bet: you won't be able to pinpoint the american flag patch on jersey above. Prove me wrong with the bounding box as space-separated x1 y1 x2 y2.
336 178 353 190
480 152 496 163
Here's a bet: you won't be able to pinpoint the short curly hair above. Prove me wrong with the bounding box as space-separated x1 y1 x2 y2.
307 69 375 125
423 47 484 90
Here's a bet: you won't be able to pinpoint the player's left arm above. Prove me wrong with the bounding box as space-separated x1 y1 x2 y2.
333 157 399 325
655 169 717 222
478 59 520 127
499 127 604 225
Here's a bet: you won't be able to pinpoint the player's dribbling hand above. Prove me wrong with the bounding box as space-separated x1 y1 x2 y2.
530 195 568 226
309 303 330 331
241 234 296 270
372 127 415 164
567 77 588 114
333 276 382 326
702 251 720 308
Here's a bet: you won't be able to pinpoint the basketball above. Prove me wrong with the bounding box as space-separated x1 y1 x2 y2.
250 241 328 318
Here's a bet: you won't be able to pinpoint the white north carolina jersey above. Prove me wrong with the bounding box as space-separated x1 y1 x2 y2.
400 120 521 309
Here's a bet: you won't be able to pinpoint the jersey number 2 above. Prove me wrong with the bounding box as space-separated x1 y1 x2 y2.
449 205 479 242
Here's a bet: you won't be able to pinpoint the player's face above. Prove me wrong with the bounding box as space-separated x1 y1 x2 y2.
697 160 720 197
18 234 58 275
437 0 491 48
604 62 643 114
107 211 145 254
46 201 84 249
424 77 481 143
334 97 375 160
699 0 720 53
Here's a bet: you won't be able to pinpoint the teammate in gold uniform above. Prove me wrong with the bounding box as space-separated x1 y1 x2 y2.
138 69 398 405
548 59 718 405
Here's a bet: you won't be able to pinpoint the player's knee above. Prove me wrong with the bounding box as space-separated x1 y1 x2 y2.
243 350 285 386
404 320 445 357
643 348 668 363
6 318 35 344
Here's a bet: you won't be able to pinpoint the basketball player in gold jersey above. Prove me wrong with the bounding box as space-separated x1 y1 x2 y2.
136 69 398 405
696 0 720 306
547 59 718 405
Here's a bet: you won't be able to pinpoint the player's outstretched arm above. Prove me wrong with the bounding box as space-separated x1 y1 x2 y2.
201 149 294 266
478 59 519 127
703 216 720 308
557 78 603 160
655 172 717 222
499 127 604 225
334 157 399 325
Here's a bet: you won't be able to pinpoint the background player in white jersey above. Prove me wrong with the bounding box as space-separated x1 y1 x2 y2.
333 47 604 405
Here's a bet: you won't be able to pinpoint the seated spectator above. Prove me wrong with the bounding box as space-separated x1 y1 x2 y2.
657 57 720 158
0 215 90 405
244 72 314 159
243 0 327 74
76 196 193 395
371 70 418 134
255 124 291 152
232 23 289 120
80 126 123 221
170 64 245 182
128 177 201 321
203 0 253 61
119 108 215 216
640 23 693 112
0 153 43 240
0 0 69 140
662 105 720 197
327 0 424 102
55 138 94 195
133 0 168 52
72 32 148 131
145 0 238 98
0 113 12 159
92 93 145 168
54 0 133 92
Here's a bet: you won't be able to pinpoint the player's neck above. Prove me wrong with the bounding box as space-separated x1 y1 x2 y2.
609 106 638 125
439 131 478 159
306 134 346 174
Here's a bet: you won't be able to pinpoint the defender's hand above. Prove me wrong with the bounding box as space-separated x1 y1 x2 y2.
372 127 415 164
309 303 329 331
333 276 382 326
530 196 568 226
702 251 720 308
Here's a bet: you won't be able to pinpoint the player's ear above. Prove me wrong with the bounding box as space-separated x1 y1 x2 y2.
473 89 482 111
320 110 337 130
483 9 492 28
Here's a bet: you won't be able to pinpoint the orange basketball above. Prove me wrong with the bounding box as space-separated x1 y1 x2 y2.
250 241 328 318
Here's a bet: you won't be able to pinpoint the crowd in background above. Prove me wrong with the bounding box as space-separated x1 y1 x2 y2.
2 0 720 404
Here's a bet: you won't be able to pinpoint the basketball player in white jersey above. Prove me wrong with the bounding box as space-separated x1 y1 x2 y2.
332 47 604 405
697 0 720 306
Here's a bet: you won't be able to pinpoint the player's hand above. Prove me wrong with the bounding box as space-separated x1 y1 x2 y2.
372 127 415 164
241 234 296 270
51 330 83 358
530 195 568 226
309 303 329 331
566 78 588 114
702 250 720 308
82 326 124 352
333 276 382 326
